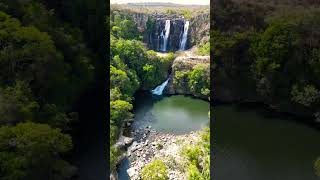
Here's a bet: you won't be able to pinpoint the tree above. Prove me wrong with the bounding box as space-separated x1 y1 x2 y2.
0 81 39 125
291 84 320 107
188 64 210 96
197 42 210 56
142 64 156 87
114 39 148 74
112 38 171 89
181 9 192 20
110 88 122 101
0 11 71 106
182 145 203 166
110 65 131 93
0 0 102 179
140 159 168 180
187 164 204 180
110 15 139 40
118 19 138 39
250 17 302 99
110 100 133 126
0 122 74 180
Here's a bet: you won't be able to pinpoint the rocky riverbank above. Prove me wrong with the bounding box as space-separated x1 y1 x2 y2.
124 126 202 180
111 92 210 180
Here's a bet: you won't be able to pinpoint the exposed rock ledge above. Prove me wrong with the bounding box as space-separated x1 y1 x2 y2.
114 136 134 150
165 54 210 100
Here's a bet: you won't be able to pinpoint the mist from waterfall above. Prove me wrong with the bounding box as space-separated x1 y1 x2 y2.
162 20 171 52
179 21 189 50
151 79 169 95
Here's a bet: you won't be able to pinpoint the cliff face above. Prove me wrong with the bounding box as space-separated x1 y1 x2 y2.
149 14 210 51
129 12 150 32
112 9 210 51
189 13 210 45
148 14 185 51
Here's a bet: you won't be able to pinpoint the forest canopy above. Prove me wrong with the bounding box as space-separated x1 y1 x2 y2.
0 0 105 179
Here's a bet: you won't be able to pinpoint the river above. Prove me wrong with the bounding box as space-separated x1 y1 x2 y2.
214 104 320 180
132 91 209 133
69 87 107 180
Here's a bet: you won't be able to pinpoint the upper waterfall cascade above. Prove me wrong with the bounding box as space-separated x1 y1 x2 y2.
151 79 169 95
162 20 171 52
179 21 189 50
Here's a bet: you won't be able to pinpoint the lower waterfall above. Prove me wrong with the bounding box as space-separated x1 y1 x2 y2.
151 79 169 95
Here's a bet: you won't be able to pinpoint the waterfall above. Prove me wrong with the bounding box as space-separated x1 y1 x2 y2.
160 30 164 39
159 30 164 51
179 21 190 50
162 20 170 52
151 79 169 95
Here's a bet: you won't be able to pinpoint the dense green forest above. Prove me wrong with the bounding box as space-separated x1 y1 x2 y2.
0 0 106 179
213 0 320 176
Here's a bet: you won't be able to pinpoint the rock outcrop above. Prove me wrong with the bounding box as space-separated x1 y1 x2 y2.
189 13 210 45
165 54 210 99
114 136 134 150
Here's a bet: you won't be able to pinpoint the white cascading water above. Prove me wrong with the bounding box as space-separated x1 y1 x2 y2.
179 21 190 50
159 30 164 51
160 30 164 39
162 20 171 52
151 79 169 95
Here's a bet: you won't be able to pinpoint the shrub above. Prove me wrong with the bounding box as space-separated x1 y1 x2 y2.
187 164 204 180
0 122 73 180
141 159 168 180
110 147 121 171
197 42 210 56
188 64 210 96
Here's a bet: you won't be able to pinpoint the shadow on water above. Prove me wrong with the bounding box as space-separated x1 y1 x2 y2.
69 86 107 180
131 91 165 129
117 158 130 180
213 104 320 180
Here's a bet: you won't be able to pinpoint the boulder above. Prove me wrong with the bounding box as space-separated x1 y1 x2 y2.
127 167 136 178
124 136 134 146
114 136 134 149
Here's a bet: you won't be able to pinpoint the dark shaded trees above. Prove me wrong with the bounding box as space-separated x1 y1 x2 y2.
0 122 74 180
213 1 320 118
0 0 105 178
